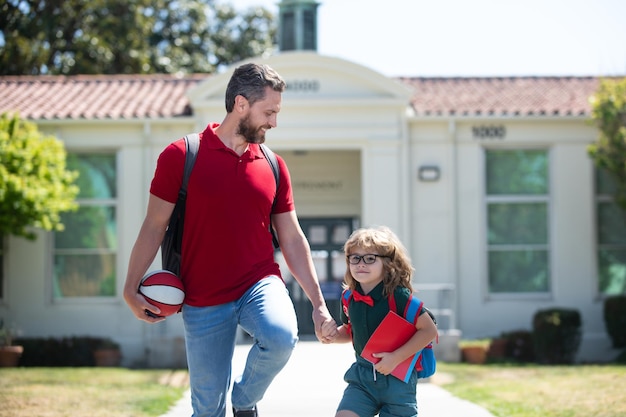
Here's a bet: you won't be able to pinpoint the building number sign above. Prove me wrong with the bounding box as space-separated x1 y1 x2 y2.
286 80 320 92
472 125 506 140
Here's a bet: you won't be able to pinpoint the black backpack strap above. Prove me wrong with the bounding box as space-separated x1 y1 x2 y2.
162 133 199 276
181 133 200 197
260 144 279 189
260 144 280 248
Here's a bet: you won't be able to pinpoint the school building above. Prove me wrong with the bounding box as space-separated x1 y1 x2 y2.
0 0 624 366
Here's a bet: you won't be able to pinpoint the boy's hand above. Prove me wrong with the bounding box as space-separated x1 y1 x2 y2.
372 352 400 375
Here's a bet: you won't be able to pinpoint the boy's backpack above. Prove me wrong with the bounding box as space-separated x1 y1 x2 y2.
161 134 280 275
341 289 437 379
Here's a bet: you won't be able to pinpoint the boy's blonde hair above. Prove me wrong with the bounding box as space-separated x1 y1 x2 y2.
343 226 414 296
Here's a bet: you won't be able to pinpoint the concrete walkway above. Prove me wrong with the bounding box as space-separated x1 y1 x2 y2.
160 340 496 417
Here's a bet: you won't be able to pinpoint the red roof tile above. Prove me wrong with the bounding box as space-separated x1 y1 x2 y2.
0 74 207 120
0 73 618 120
400 76 602 117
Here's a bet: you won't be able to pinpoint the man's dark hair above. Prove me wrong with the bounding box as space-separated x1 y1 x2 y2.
225 63 286 113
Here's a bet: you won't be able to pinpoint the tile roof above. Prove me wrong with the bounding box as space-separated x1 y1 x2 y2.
0 74 207 120
400 76 601 117
0 73 614 120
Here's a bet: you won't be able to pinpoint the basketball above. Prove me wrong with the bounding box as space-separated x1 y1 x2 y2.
138 270 185 317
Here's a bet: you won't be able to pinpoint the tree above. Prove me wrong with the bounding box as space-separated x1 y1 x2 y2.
588 78 626 208
0 0 155 75
0 112 79 240
209 3 276 69
149 2 277 73
0 0 277 75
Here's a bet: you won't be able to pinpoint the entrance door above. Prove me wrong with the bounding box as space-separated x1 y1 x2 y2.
285 217 358 334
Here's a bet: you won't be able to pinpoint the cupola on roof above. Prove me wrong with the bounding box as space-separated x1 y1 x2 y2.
278 0 320 52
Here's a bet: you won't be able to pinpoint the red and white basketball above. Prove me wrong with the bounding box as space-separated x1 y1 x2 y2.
138 270 185 317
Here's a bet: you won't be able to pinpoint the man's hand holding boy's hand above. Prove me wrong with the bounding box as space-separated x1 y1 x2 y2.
319 318 339 343
312 305 338 343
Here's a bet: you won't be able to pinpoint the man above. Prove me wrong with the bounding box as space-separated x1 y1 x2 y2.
124 63 336 417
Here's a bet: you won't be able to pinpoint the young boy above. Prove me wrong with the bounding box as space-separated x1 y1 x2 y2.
324 226 438 417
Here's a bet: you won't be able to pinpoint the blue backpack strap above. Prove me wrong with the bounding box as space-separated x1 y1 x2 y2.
341 289 353 318
341 289 353 338
405 294 437 378
387 292 436 379
404 294 423 325
388 291 422 324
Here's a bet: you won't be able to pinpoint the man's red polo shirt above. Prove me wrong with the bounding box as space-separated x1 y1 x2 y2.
150 123 295 306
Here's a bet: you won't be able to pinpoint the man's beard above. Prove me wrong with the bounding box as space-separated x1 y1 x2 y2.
238 115 267 144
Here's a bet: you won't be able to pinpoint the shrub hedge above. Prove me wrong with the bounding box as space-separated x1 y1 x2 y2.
532 308 582 364
604 295 626 349
13 336 118 367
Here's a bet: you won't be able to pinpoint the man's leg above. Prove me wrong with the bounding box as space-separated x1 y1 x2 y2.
183 302 238 417
231 276 299 411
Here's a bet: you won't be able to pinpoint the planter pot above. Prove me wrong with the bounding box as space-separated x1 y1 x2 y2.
93 348 121 367
0 345 24 367
461 346 487 364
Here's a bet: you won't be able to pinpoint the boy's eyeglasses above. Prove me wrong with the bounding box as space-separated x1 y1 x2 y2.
347 254 389 265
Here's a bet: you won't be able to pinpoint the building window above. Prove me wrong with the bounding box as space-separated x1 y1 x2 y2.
280 11 295 51
53 153 117 298
303 9 316 50
485 149 550 293
596 169 626 295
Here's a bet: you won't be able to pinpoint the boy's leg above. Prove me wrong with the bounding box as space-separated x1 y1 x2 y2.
379 371 418 417
337 362 380 417
231 276 299 410
183 302 238 417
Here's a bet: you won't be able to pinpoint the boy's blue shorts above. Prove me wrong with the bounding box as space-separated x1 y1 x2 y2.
336 360 418 417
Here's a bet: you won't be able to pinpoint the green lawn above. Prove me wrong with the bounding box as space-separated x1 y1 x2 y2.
2 364 625 417
0 368 187 417
434 362 626 417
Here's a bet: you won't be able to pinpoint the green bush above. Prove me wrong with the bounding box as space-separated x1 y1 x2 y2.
532 308 582 364
604 295 626 349
0 112 78 240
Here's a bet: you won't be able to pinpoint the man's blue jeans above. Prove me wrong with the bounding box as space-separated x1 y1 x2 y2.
182 276 299 417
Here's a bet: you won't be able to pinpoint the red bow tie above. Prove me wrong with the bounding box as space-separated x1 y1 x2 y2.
352 291 374 307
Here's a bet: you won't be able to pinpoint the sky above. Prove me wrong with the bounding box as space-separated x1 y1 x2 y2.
227 0 626 78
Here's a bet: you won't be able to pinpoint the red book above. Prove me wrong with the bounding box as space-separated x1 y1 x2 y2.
360 310 420 383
